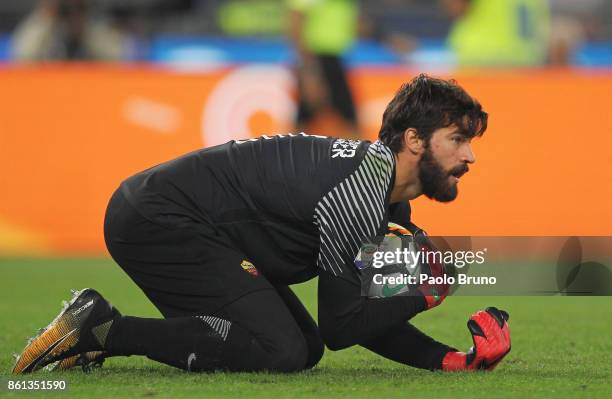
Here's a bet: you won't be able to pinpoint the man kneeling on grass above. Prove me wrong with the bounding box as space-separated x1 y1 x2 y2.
13 74 510 374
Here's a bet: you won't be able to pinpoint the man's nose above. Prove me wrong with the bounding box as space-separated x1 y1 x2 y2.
462 144 476 164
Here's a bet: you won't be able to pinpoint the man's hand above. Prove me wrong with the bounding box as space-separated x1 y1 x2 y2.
413 234 450 309
416 261 449 309
442 307 511 371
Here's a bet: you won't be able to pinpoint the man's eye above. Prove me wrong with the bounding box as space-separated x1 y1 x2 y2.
452 136 463 143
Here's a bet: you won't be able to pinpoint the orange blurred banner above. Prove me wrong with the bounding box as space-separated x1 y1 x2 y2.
0 65 611 256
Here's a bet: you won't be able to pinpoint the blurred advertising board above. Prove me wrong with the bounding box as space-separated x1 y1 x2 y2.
0 65 610 255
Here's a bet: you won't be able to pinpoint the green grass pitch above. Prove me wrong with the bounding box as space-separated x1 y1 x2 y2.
1 258 611 398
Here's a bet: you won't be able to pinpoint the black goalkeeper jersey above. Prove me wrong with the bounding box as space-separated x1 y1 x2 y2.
121 133 399 282
120 133 423 349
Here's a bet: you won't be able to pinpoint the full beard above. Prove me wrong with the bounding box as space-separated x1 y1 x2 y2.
418 148 459 202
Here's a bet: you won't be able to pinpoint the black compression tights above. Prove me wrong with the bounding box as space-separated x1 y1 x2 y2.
104 288 322 372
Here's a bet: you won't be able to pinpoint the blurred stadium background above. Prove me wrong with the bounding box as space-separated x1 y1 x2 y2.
0 0 611 257
1 4 611 395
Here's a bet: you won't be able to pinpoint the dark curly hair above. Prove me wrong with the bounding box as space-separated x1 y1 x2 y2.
378 74 488 153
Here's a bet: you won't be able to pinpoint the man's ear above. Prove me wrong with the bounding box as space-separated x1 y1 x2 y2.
404 128 424 155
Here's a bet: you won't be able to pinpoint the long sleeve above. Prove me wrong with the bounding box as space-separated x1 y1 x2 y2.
361 322 456 370
312 142 427 350
317 269 426 350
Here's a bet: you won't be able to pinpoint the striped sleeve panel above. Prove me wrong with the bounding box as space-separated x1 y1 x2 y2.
314 141 395 276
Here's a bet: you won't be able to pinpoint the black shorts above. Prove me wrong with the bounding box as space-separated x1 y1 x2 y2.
104 188 324 369
104 188 277 317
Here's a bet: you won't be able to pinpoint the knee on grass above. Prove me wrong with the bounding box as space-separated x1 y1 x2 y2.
259 332 310 373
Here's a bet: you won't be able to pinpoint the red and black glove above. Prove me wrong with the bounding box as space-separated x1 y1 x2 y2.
416 255 449 309
412 230 450 309
442 307 511 371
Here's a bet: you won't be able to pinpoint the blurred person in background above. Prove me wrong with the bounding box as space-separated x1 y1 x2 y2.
288 0 359 138
548 0 604 65
217 0 285 37
442 0 550 67
359 0 448 62
11 0 127 61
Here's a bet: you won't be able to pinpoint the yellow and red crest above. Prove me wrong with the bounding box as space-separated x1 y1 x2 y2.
240 260 258 276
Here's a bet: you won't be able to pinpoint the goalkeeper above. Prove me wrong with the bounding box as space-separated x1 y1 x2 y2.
13 74 510 374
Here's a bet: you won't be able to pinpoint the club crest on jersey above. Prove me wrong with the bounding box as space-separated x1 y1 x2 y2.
331 139 360 158
240 260 258 276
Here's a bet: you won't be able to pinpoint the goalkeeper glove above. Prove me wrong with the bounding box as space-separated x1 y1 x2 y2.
442 307 511 371
410 224 450 309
